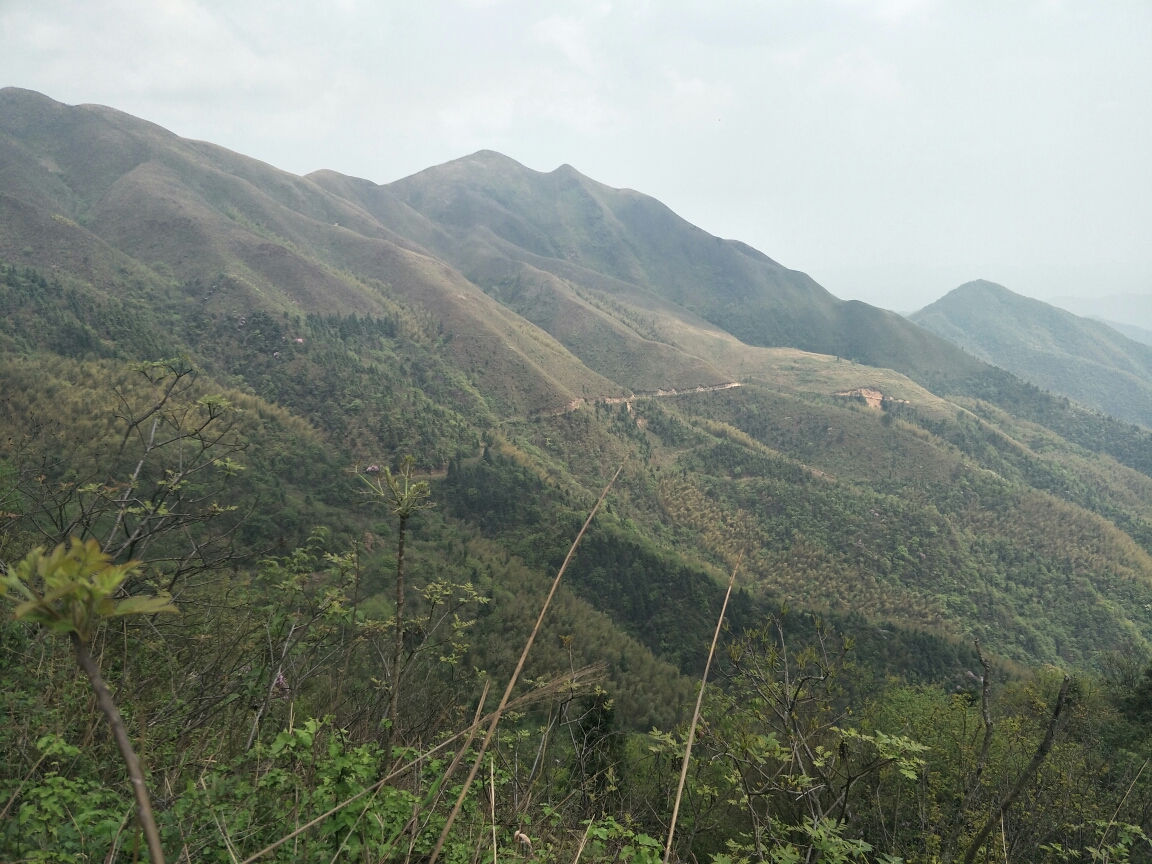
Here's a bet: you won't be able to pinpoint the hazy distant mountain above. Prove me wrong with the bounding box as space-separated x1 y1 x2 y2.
912 280 1152 426
1051 293 1152 331
1091 318 1152 346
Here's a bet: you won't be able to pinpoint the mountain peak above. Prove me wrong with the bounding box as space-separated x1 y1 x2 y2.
913 279 1152 426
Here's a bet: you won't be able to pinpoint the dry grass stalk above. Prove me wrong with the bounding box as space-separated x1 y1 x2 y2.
490 756 498 864
663 554 741 864
426 463 625 864
571 820 594 864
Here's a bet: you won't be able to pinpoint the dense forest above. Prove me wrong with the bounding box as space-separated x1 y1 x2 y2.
4 255 1152 863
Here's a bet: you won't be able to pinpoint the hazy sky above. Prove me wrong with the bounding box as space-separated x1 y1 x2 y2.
2 1 1149 311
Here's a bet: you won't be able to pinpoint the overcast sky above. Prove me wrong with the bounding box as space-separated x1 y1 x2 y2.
2 0 1149 311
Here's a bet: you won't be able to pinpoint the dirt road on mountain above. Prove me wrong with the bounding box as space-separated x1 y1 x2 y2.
546 382 742 416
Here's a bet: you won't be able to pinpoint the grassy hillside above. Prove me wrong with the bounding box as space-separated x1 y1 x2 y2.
3 89 1152 675
913 279 1152 427
0 87 625 416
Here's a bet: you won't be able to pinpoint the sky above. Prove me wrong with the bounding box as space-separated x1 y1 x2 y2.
1 0 1149 312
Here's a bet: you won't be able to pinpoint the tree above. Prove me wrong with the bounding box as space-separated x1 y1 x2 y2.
3 358 249 593
699 615 926 862
360 455 432 746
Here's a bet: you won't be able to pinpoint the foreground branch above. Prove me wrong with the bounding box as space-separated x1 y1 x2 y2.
71 632 165 864
942 640 996 862
960 675 1071 864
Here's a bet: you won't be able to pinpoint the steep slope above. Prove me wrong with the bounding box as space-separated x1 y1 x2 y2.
308 152 986 387
0 87 621 415
913 280 1152 427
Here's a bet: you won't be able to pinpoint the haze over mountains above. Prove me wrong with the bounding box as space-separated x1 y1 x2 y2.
7 86 1152 679
0 85 984 406
1095 319 1152 346
6 0 1152 850
1052 292 1152 334
913 280 1152 428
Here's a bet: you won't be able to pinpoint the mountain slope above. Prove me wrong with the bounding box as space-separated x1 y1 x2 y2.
6 89 1152 675
0 87 623 415
913 280 1152 427
1093 318 1152 346
1052 292 1152 332
308 152 987 388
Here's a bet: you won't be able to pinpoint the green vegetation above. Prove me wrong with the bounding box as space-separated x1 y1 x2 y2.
913 280 1152 427
4 88 1152 860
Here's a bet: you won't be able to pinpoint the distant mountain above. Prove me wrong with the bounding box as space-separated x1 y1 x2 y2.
912 280 1152 427
1092 318 1152 346
1052 292 1152 331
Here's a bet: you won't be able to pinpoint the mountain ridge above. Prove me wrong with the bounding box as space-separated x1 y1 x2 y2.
912 279 1152 427
310 151 989 389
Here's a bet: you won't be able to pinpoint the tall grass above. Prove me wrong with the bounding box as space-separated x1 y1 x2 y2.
664 556 740 864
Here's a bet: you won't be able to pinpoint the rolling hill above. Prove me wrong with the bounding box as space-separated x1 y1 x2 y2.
11 87 1152 864
912 279 1152 427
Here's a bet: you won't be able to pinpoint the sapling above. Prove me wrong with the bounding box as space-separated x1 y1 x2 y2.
360 455 432 746
2 538 178 863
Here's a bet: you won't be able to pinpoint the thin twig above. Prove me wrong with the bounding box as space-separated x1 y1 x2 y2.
1095 758 1148 855
103 806 133 864
490 755 498 864
425 464 624 864
943 640 995 862
664 554 741 864
572 820 594 864
409 682 495 845
0 750 49 822
245 620 296 752
329 681 494 864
